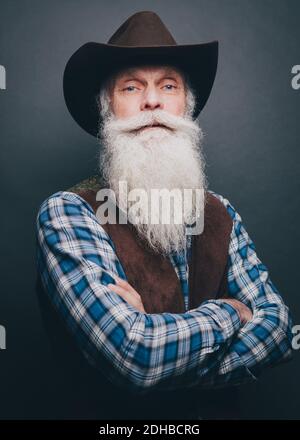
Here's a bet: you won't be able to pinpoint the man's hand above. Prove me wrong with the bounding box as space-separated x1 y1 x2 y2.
108 276 146 313
107 277 252 324
219 298 253 325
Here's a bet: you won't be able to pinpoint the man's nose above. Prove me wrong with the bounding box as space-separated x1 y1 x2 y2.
140 87 163 111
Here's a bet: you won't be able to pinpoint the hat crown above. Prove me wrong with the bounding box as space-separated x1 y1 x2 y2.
108 11 177 47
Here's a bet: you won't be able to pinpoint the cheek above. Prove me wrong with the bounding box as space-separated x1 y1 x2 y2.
113 97 139 118
164 97 186 116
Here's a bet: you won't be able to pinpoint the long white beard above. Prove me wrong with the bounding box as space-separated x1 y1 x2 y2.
97 109 207 256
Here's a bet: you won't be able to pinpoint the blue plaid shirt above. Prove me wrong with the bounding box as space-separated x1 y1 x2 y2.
35 188 293 392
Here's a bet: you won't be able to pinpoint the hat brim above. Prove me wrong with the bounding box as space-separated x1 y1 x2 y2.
63 41 218 137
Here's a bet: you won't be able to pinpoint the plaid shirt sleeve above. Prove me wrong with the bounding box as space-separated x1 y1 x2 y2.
35 190 244 393
196 191 294 388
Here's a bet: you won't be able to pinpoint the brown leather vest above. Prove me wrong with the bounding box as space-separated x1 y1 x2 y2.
36 175 240 419
67 175 233 312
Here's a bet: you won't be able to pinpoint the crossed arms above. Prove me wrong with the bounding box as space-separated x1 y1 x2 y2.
35 190 293 393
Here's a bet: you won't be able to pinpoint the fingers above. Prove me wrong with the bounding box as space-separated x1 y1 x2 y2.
107 282 133 303
107 283 131 298
244 308 253 322
219 298 253 325
107 279 145 313
113 276 140 300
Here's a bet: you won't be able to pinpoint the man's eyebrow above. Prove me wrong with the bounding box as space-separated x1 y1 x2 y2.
162 76 179 82
120 75 180 84
122 77 143 83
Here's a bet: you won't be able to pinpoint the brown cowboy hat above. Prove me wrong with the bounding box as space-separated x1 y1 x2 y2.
63 10 218 137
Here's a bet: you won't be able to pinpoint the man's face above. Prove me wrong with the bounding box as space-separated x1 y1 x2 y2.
98 64 206 256
109 65 186 124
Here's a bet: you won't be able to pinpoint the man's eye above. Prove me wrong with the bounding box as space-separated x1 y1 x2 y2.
123 86 137 92
163 84 176 90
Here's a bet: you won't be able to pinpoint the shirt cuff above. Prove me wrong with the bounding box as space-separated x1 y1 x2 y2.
193 299 242 338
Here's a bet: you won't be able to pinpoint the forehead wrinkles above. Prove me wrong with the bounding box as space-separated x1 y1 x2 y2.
114 64 184 83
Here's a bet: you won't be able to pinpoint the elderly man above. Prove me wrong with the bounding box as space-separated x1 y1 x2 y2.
36 11 293 419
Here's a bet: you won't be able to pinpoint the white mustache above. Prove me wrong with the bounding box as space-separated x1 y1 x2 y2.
103 109 202 139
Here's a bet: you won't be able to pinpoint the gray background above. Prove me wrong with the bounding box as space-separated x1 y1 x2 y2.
0 0 299 419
